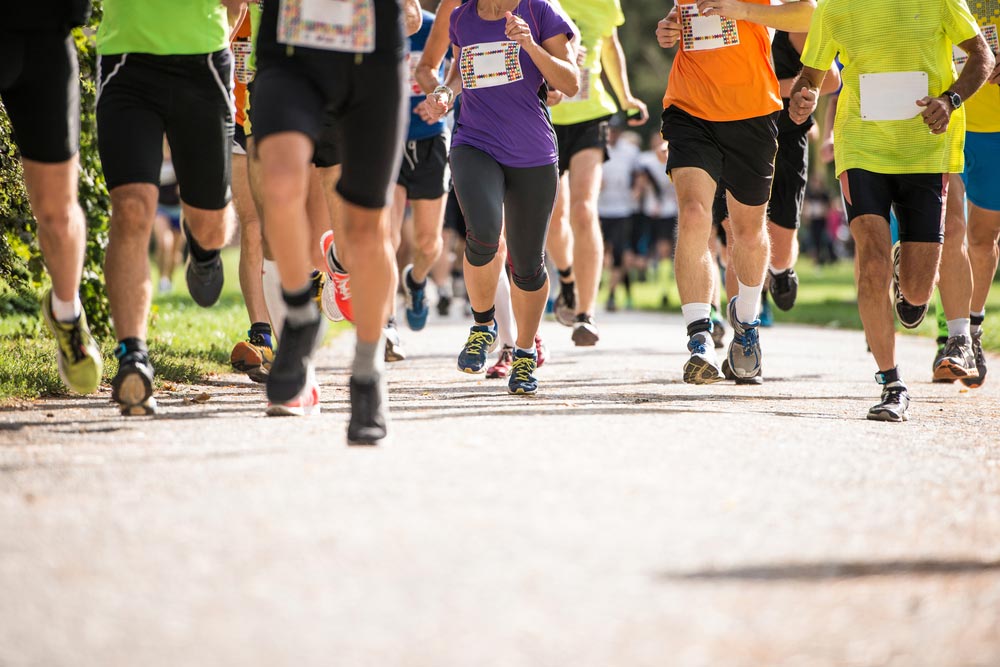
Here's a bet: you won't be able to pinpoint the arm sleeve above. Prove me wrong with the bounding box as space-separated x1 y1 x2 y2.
532 0 574 43
943 0 981 46
799 1 839 72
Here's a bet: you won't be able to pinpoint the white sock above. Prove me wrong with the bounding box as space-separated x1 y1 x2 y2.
515 346 535 357
769 264 790 275
494 271 517 348
51 292 82 323
971 310 985 334
262 259 286 340
947 318 971 338
681 302 712 328
736 280 763 323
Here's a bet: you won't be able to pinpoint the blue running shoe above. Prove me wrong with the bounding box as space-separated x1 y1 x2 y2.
760 292 774 327
457 323 498 373
726 296 763 382
403 264 429 331
508 348 538 394
683 332 724 384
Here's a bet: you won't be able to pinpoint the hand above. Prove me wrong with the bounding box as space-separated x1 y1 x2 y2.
424 92 450 123
505 12 535 49
575 43 588 67
414 99 439 123
624 98 649 126
789 86 818 125
820 139 834 164
546 88 565 107
696 0 747 20
657 8 682 49
917 95 951 135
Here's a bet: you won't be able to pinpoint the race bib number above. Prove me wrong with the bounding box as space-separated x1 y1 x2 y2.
277 0 375 54
680 3 739 52
566 67 590 102
955 24 999 72
233 39 254 84
459 41 523 90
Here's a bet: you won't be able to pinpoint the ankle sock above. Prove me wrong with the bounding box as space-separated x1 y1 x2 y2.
282 283 319 326
353 335 385 381
51 292 82 323
946 318 971 338
472 306 495 325
971 311 985 334
736 280 763 323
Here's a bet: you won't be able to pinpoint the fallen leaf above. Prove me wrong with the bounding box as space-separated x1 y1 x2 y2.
192 393 212 404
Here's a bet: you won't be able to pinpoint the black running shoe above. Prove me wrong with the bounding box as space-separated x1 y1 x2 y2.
266 316 323 404
867 384 910 422
348 375 387 445
437 294 452 317
961 330 987 388
183 223 224 308
768 268 798 311
555 282 576 327
571 313 599 346
931 336 952 383
892 242 926 329
112 348 156 416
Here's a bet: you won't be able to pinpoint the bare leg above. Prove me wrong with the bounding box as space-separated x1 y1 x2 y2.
968 203 1000 312
851 215 896 371
566 148 604 316
938 174 972 320
232 152 269 324
105 184 159 340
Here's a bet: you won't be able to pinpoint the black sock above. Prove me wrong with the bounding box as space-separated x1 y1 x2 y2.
186 230 217 261
473 306 495 324
250 322 272 337
116 337 147 359
686 319 712 337
558 266 573 281
406 269 426 290
876 367 903 386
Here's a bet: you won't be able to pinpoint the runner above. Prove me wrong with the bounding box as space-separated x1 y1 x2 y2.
252 0 420 442
933 3 1000 387
633 136 679 310
597 119 640 313
96 0 242 415
544 0 648 345
789 0 993 421
424 0 578 394
656 0 816 385
0 0 102 396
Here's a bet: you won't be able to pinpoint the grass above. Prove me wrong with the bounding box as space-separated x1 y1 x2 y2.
601 257 1000 354
0 249 345 400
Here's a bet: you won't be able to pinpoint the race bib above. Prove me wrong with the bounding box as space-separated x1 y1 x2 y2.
566 67 590 102
233 39 254 84
955 24 999 73
859 71 927 121
460 41 523 90
408 50 423 96
277 0 375 54
680 3 739 52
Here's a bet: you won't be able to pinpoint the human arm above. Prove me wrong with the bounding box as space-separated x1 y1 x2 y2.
696 0 816 33
819 91 837 163
917 33 994 135
787 65 826 125
656 5 681 50
777 33 840 98
505 11 579 97
422 46 463 122
221 0 246 30
402 0 422 36
601 27 649 125
415 0 462 94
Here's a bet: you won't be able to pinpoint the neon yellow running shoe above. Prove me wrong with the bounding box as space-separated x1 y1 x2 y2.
41 289 103 394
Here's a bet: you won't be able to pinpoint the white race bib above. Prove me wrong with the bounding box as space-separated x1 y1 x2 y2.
408 50 423 96
680 3 739 52
859 71 927 121
459 41 523 90
233 39 254 84
277 0 375 54
566 67 590 102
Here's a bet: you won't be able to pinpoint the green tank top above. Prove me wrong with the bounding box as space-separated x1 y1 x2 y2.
97 0 229 56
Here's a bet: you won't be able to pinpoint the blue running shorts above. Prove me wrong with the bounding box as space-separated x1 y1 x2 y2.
962 131 1000 212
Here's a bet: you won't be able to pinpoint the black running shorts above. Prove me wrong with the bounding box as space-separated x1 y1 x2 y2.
0 30 80 163
767 128 809 230
840 169 947 244
97 51 234 210
397 133 450 200
661 105 778 207
554 115 610 175
600 216 632 268
444 186 467 236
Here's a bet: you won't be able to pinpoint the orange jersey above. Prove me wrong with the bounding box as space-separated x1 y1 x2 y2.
231 11 253 129
662 0 781 122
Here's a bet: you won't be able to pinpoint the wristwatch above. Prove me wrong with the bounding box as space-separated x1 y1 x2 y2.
944 90 962 109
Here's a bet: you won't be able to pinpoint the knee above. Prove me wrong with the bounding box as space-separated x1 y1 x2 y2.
261 165 309 208
569 199 597 230
511 261 548 292
942 214 967 248
111 192 156 233
416 229 442 262
464 231 500 267
343 218 384 249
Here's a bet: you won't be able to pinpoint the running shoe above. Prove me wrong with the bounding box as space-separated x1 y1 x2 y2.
508 348 539 395
683 332 724 384
457 323 498 373
867 384 910 422
606 294 617 313
931 336 954 384
402 264 429 331
726 296 763 382
892 241 927 329
182 223 224 308
320 277 344 322
437 293 452 317
111 346 156 416
487 345 515 378
535 333 548 368
320 230 353 322
932 334 977 382
960 330 987 388
266 366 321 416
759 293 774 327
768 268 798 311
711 317 726 349
230 331 274 383
571 313 600 346
555 282 576 327
41 289 103 395
384 319 406 362
348 375 387 445
266 315 323 405
720 357 763 385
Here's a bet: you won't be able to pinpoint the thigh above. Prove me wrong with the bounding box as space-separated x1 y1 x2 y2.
719 112 778 207
3 31 79 163
503 162 558 281
251 63 325 149
567 147 604 210
97 55 166 191
451 145 505 246
893 173 946 244
661 106 723 184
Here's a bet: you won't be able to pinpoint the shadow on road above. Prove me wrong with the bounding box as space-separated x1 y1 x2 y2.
660 559 1000 581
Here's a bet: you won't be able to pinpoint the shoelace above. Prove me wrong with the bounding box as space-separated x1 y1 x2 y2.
511 357 534 383
687 338 707 355
463 330 494 356
737 325 759 358
65 324 89 363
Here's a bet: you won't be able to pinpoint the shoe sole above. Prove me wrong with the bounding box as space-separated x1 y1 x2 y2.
458 364 486 374
385 351 406 362
116 372 156 416
933 359 975 381
508 386 537 395
867 409 908 423
555 310 575 327
266 403 320 417
572 328 599 347
683 358 724 385
960 374 985 388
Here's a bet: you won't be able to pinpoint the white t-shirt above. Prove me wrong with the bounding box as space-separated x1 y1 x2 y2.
598 139 640 219
635 150 677 219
